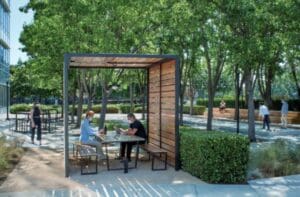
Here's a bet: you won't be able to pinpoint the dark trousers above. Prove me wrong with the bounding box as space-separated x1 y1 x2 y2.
120 142 136 160
31 117 42 141
263 115 270 130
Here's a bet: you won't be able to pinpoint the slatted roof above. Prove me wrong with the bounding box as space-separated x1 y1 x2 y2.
66 54 177 68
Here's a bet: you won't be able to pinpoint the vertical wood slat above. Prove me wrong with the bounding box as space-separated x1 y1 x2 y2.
148 60 176 167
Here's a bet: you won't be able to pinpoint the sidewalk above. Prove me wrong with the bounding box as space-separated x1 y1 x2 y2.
184 114 300 143
1 114 300 196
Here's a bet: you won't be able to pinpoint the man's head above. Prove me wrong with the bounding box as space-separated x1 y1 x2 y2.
127 113 136 124
86 110 95 120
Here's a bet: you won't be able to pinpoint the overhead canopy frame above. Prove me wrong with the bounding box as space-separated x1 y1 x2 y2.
63 53 180 177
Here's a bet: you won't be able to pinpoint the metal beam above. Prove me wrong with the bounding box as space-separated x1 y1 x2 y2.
175 57 180 171
63 54 70 177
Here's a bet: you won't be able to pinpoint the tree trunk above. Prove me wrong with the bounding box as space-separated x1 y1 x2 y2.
87 96 93 111
290 63 300 98
189 95 194 115
142 91 146 120
71 88 76 124
130 82 134 113
179 93 184 126
99 85 108 130
76 81 84 128
245 71 256 142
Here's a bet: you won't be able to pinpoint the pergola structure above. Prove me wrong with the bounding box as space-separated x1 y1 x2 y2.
63 53 180 177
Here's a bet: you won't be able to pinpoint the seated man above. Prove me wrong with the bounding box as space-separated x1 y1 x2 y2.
79 110 104 158
219 99 226 113
119 113 146 162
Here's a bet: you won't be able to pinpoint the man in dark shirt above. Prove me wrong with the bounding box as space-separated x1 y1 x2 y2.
120 113 146 161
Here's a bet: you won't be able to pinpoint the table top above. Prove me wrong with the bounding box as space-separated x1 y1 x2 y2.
96 132 145 143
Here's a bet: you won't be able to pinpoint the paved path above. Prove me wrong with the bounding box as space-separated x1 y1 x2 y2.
1 115 300 196
183 115 300 144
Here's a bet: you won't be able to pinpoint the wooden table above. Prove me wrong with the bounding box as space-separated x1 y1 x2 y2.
96 133 145 172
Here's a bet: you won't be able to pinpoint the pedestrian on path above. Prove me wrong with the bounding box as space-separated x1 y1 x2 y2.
259 102 270 131
30 102 42 145
281 98 289 128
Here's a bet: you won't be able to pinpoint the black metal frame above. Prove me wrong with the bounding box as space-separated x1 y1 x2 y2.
174 57 180 171
103 141 140 173
64 53 180 177
80 155 98 175
6 80 9 120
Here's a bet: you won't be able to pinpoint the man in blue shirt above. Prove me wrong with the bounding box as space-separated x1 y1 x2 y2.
259 102 270 131
80 110 104 157
281 99 289 128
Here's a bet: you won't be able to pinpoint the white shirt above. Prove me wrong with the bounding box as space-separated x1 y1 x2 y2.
259 105 269 116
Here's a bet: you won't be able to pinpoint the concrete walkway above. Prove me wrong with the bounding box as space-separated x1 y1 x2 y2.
183 114 300 144
1 115 300 196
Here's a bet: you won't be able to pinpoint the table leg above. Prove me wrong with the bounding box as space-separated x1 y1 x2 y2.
135 142 140 168
105 143 110 170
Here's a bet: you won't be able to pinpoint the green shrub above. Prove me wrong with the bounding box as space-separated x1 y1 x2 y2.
0 137 9 169
10 104 32 114
249 139 300 178
119 104 133 113
180 127 250 183
11 104 60 114
134 106 146 113
91 105 101 113
183 105 206 115
106 105 119 113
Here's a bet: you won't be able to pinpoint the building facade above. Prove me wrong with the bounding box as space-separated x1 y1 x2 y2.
0 0 10 115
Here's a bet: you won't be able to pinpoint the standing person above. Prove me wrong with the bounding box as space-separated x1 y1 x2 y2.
80 110 104 157
219 99 226 113
259 102 270 131
30 102 42 145
281 98 289 128
119 113 146 162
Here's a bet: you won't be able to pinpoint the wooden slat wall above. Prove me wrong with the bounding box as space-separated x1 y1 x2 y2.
148 60 176 167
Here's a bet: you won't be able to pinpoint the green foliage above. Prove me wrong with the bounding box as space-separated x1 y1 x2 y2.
91 119 127 130
0 136 24 171
0 137 9 169
134 106 146 113
10 104 32 114
183 105 206 115
180 127 250 183
10 104 59 114
249 139 300 178
119 104 133 114
106 105 119 113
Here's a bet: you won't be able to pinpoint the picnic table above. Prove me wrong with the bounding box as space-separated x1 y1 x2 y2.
96 132 145 172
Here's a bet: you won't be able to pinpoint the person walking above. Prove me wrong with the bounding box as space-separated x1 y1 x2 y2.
30 102 42 145
281 99 289 128
259 102 270 131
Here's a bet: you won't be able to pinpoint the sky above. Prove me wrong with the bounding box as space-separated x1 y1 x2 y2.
10 0 33 65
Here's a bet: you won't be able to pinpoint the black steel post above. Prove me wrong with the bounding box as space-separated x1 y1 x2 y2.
236 68 240 134
6 80 9 120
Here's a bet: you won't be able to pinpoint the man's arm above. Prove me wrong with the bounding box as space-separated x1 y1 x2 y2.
127 128 137 135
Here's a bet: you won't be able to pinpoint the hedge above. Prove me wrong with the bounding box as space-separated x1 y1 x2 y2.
119 104 134 113
134 106 146 113
10 104 58 114
183 105 206 115
180 127 250 183
196 98 300 111
69 104 119 114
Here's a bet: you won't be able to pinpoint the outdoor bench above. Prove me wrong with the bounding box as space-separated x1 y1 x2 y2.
73 142 98 175
140 144 167 171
